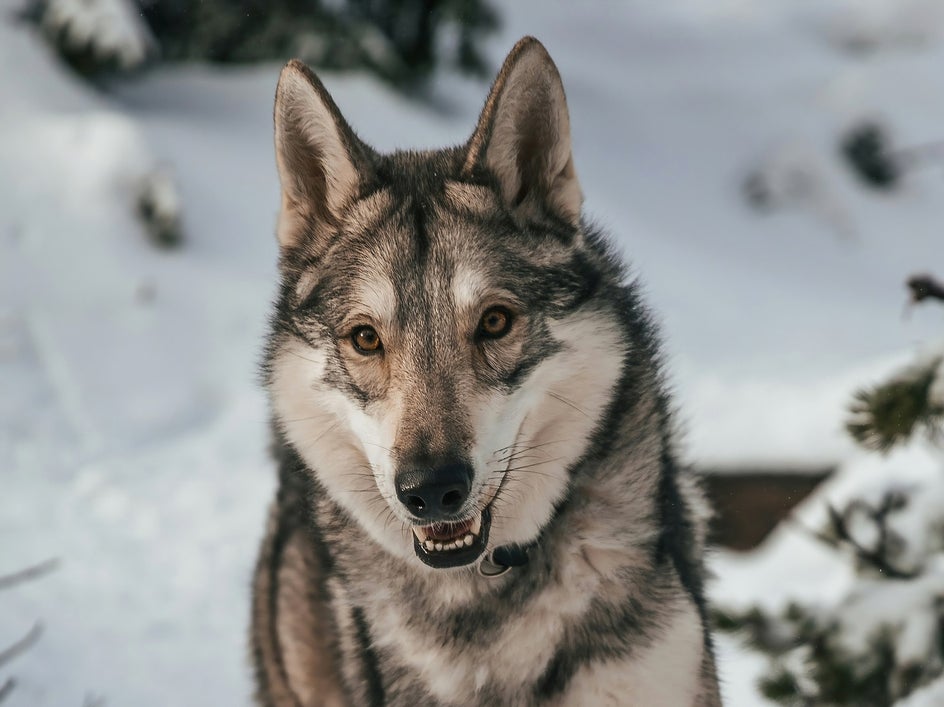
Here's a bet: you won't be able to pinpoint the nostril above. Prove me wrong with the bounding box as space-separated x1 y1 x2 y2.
407 495 426 511
441 489 464 509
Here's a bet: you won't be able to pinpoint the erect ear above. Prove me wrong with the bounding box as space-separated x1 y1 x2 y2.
273 60 370 249
463 37 582 226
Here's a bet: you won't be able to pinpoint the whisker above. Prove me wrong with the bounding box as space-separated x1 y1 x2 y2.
507 457 563 472
546 390 591 418
492 452 547 465
282 348 324 367
361 441 396 454
296 422 340 454
279 413 328 425
493 439 566 455
491 440 575 465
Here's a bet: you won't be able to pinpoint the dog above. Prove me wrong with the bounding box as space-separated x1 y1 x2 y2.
251 36 721 706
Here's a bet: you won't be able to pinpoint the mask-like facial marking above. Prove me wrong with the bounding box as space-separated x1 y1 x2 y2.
268 41 626 572
270 190 626 571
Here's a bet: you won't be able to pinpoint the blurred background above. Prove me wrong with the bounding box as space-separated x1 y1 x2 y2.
2 0 944 704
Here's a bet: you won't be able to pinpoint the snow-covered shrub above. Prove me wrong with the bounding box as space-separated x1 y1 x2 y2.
840 122 901 191
716 283 944 706
139 0 499 86
136 167 183 250
25 0 156 75
24 0 500 88
819 0 944 54
717 478 944 704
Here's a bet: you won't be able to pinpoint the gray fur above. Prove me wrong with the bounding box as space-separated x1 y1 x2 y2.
252 37 721 706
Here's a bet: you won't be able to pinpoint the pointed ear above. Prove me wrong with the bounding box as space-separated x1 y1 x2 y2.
273 60 369 249
463 37 582 226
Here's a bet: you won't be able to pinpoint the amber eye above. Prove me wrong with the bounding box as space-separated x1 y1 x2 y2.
478 307 512 339
351 326 382 353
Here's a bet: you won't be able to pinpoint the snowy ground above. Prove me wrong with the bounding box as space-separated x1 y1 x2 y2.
2 1 943 704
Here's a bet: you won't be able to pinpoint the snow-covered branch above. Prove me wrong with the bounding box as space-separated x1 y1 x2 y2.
33 0 156 74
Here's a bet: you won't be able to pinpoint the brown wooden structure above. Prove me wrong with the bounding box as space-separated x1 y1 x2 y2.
699 468 834 551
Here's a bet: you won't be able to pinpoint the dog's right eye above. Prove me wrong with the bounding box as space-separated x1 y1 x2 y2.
351 326 383 354
477 306 513 340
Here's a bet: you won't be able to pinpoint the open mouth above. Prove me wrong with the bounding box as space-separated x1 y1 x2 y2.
411 507 491 569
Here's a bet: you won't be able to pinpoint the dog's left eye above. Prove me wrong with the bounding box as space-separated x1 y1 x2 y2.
478 307 512 339
352 326 383 353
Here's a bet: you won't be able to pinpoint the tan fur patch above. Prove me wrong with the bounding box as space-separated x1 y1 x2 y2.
275 533 347 707
251 505 346 707
443 180 498 216
343 188 396 236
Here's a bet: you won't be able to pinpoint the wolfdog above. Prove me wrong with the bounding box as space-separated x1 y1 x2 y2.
251 36 721 706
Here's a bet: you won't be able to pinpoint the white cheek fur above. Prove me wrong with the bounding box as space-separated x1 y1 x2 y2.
469 311 626 550
269 339 412 560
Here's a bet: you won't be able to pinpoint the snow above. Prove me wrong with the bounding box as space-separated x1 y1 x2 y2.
899 675 944 707
2 1 944 704
836 562 944 665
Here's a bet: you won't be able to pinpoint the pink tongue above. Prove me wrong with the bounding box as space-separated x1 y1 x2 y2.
424 518 473 541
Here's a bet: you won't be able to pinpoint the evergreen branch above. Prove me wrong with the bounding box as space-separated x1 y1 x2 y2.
907 274 944 305
825 502 917 580
758 666 804 703
712 604 810 655
846 357 944 452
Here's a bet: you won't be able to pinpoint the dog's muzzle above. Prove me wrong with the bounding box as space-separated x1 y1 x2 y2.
411 506 491 569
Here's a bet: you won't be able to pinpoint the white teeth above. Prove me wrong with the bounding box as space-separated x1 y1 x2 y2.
423 534 475 553
416 514 484 553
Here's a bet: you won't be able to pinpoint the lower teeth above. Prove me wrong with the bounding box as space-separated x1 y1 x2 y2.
422 532 476 553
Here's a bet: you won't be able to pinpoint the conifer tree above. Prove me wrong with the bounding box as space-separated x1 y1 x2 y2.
716 274 944 706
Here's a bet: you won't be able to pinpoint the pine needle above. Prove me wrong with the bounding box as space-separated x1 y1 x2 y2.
846 357 944 452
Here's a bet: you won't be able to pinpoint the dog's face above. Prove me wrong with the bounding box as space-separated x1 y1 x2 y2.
267 39 626 570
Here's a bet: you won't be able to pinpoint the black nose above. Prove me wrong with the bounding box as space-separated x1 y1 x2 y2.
395 462 472 520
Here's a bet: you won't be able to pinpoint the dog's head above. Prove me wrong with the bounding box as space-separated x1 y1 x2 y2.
266 38 628 571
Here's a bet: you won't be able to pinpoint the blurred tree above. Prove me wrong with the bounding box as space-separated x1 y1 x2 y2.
24 0 499 89
715 275 944 706
841 122 900 190
840 121 944 192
